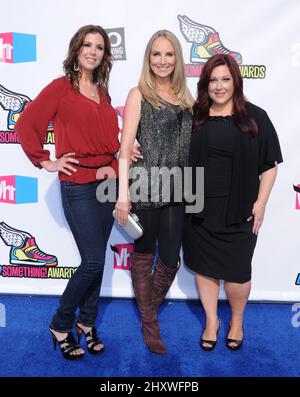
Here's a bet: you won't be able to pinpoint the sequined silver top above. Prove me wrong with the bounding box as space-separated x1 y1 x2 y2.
130 97 192 209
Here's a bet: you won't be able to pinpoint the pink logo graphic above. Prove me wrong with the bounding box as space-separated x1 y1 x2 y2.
112 243 134 270
0 33 13 62
0 175 15 203
294 184 300 210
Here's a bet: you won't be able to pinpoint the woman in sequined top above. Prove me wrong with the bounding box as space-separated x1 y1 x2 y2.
115 30 193 355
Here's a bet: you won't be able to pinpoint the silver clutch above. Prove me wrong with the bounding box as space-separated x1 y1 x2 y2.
112 210 144 240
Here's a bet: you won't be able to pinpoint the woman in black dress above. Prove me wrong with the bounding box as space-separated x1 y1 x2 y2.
183 54 283 351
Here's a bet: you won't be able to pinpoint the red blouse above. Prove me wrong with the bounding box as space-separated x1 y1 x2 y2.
15 76 119 183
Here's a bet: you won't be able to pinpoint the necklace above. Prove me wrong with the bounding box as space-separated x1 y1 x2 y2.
157 88 173 96
90 85 98 97
79 81 98 98
156 88 179 105
209 110 232 117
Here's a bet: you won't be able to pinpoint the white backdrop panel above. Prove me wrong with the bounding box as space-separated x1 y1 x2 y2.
0 0 299 301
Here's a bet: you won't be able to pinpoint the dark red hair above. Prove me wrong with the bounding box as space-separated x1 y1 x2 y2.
193 54 258 135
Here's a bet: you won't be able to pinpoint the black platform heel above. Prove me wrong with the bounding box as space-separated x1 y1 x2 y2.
50 328 85 360
226 325 243 351
200 320 221 351
76 323 104 355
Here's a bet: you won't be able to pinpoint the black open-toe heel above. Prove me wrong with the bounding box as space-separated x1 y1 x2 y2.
76 323 104 355
226 325 244 351
50 328 85 360
200 321 221 351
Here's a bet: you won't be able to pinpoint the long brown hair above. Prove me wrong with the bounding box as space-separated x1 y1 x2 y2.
193 54 257 135
63 25 112 93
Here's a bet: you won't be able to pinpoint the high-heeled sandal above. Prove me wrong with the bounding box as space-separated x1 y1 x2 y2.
200 320 221 351
76 322 104 355
226 325 243 351
50 328 85 360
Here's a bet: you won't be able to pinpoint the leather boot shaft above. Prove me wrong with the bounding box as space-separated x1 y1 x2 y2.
130 252 166 355
130 252 154 321
152 256 180 311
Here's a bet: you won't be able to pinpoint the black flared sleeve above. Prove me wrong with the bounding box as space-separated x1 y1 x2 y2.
248 103 283 174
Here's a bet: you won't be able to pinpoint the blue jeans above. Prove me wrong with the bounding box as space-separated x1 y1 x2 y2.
50 181 115 332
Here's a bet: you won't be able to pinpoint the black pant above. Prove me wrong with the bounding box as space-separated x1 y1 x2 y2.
134 203 185 268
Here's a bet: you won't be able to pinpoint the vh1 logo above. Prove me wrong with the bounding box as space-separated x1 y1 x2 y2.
112 243 134 270
0 32 36 63
0 175 38 204
294 184 300 210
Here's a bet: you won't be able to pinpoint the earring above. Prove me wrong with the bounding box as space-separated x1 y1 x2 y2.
73 62 79 72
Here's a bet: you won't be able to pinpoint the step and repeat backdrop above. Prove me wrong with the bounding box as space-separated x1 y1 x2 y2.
0 0 299 301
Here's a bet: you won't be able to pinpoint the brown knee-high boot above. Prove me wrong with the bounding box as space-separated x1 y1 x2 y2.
130 252 166 355
152 256 180 312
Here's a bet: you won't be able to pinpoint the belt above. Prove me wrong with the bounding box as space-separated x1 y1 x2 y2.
74 160 113 169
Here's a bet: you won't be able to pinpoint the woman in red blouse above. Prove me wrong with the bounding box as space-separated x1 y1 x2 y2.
16 25 121 360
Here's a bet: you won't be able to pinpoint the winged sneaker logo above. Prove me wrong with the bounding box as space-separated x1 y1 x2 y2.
0 221 76 279
0 84 54 144
178 15 266 79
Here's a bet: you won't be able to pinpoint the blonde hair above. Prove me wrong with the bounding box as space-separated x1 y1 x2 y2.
138 30 193 112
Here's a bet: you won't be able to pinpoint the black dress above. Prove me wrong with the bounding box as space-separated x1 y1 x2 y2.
183 108 283 283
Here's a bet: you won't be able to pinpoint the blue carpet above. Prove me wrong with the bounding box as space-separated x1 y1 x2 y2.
0 295 299 377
